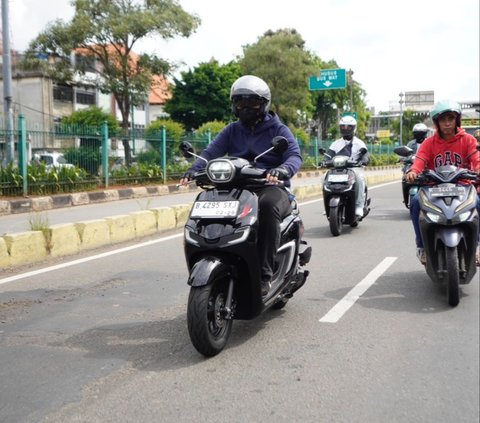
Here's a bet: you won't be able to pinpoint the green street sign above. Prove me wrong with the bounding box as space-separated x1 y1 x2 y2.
309 68 347 91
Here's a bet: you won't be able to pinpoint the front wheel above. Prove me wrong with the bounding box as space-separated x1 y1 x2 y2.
329 205 343 236
187 276 233 357
445 246 460 307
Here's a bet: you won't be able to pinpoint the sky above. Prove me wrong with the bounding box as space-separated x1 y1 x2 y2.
6 0 480 113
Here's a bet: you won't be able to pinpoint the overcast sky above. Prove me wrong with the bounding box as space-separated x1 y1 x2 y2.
7 0 480 113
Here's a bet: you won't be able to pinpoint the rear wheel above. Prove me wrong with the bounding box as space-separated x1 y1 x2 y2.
187 274 233 356
445 246 460 307
329 205 343 236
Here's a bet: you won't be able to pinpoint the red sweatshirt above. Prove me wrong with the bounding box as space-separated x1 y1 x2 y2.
410 128 480 175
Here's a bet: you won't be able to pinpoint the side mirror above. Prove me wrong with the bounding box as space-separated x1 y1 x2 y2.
179 141 194 158
359 147 367 156
318 148 326 155
271 136 289 154
394 145 413 157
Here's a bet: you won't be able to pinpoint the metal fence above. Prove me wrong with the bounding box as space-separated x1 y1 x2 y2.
1 116 399 197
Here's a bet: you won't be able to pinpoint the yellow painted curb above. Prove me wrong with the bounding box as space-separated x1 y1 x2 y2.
130 210 157 237
75 220 111 251
48 223 81 257
3 231 48 266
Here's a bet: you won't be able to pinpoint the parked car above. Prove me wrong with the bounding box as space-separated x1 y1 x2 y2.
33 152 75 170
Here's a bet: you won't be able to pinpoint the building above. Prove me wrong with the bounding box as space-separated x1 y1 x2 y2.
0 49 171 156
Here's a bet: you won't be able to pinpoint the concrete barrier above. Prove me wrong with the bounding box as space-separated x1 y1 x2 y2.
3 231 48 267
0 237 10 268
131 210 157 237
151 207 176 232
174 204 194 228
48 223 81 257
75 219 111 251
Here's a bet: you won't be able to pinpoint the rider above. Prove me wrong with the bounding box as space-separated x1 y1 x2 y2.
180 75 303 296
406 123 429 154
405 100 480 265
324 115 370 217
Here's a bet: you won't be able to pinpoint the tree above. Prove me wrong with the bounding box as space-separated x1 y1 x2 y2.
240 29 317 126
164 61 242 129
23 0 200 165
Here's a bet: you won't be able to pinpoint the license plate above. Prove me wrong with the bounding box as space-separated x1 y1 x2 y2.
430 186 464 197
190 201 239 218
328 174 349 182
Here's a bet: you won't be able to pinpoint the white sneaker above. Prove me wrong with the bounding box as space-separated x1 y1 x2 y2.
355 207 363 217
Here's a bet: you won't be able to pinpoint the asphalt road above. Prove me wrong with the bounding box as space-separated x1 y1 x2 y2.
0 181 478 423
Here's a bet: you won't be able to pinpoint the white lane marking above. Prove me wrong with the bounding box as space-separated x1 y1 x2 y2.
319 256 397 323
0 233 183 285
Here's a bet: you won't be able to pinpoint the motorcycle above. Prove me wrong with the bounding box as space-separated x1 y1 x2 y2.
415 164 479 307
394 145 418 209
179 137 312 356
318 148 371 236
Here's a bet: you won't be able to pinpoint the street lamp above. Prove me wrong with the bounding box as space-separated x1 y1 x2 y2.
399 92 404 144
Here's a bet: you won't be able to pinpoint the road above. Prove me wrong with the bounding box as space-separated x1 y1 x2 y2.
0 181 478 423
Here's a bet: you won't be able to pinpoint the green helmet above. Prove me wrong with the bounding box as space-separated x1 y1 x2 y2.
430 100 462 122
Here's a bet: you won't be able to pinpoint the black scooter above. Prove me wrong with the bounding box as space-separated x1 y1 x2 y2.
180 137 312 356
394 145 418 209
416 165 479 307
319 148 370 236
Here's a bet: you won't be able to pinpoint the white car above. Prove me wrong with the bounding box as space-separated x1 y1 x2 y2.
34 152 75 170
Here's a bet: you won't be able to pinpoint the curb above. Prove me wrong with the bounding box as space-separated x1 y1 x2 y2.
0 167 402 270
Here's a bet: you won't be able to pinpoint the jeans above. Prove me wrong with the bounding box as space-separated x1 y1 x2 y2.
410 191 480 248
252 185 292 281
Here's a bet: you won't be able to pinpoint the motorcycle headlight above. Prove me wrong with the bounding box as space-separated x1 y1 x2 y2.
419 190 443 214
207 160 235 183
458 211 471 222
426 212 441 223
454 187 477 214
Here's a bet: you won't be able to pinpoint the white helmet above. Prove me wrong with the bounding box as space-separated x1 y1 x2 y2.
339 115 357 139
230 75 271 111
412 123 428 143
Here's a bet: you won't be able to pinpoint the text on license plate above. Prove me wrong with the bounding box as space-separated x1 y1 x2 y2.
328 174 349 182
430 186 464 197
190 201 239 218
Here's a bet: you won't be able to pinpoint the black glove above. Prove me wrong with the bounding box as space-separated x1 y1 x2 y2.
181 169 196 181
268 166 290 180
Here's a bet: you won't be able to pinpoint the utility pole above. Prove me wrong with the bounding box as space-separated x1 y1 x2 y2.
347 69 354 111
1 0 15 164
399 92 404 144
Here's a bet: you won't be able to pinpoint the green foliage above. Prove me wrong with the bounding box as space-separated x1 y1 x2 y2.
164 61 242 129
290 126 311 146
135 149 161 166
64 147 100 176
1 162 91 196
240 28 317 126
367 154 399 167
110 162 163 181
145 119 185 141
197 120 227 138
61 106 119 134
